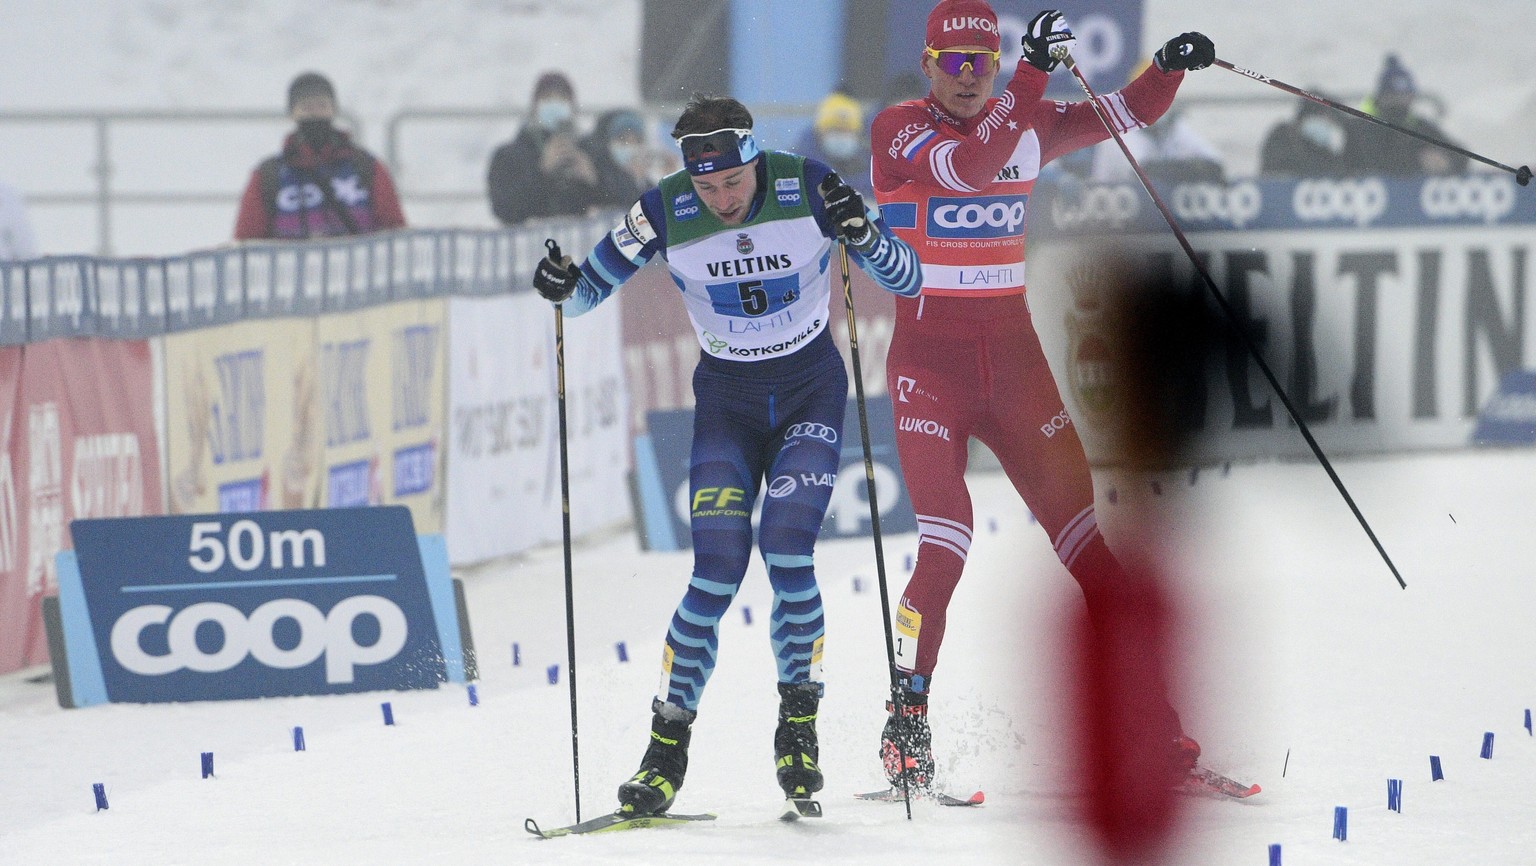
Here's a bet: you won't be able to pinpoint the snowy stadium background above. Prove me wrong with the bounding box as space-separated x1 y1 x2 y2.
2 1 1536 864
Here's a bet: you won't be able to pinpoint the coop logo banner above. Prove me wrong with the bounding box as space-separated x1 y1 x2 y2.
928 194 1029 239
1034 176 1536 240
26 257 95 340
57 506 461 705
1293 179 1389 227
1172 182 1263 229
1419 175 1520 225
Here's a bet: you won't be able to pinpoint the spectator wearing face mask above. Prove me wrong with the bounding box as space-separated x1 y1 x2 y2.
233 72 406 240
487 71 601 225
1340 53 1467 177
1260 92 1350 178
1087 63 1225 185
580 108 659 210
796 91 873 197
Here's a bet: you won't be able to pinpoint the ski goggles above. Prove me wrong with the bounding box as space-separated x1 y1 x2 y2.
924 47 1001 76
675 127 760 176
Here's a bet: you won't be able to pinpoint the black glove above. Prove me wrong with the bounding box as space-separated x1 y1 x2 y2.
1021 10 1076 72
818 172 877 252
1153 32 1215 72
533 239 580 303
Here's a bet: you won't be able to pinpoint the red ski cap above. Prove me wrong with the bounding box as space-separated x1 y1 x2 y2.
925 0 1001 52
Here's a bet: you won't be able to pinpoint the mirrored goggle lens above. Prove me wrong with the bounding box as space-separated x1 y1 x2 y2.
932 50 997 76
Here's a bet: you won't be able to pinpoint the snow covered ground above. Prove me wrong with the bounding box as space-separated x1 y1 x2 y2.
4 451 1536 864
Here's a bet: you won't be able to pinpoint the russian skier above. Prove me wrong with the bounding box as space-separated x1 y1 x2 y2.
869 0 1216 793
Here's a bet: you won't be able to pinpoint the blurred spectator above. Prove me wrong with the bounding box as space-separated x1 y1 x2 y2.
487 71 601 225
1089 108 1226 185
795 92 872 196
0 179 39 259
1086 62 1224 185
233 72 406 240
580 108 662 209
1260 93 1349 177
881 72 929 109
1341 54 1467 176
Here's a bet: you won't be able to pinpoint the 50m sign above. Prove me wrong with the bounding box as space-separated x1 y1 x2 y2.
188 519 326 572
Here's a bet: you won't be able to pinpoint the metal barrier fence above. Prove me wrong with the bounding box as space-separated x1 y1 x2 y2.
0 92 1439 256
0 218 610 344
0 110 363 257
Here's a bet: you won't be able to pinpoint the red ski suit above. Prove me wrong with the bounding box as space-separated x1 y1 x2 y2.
871 60 1183 685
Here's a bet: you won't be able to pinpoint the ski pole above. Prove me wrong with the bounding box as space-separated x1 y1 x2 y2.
1214 58 1530 185
836 241 913 819
1058 52 1407 590
544 237 584 820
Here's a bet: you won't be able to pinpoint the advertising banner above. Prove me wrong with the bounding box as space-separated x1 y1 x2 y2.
444 293 629 564
56 506 465 706
559 292 632 537
94 257 170 339
1033 175 1536 240
633 396 917 551
165 249 245 333
1028 219 1536 461
0 347 26 669
1472 370 1536 445
314 299 448 534
164 318 322 515
26 257 96 340
0 339 161 674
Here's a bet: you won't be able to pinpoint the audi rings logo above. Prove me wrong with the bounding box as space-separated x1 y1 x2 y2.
1049 184 1140 229
767 475 797 498
1172 182 1262 228
1292 179 1388 226
1420 176 1516 224
784 422 838 444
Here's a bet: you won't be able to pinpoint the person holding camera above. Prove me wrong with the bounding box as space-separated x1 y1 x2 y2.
487 71 602 225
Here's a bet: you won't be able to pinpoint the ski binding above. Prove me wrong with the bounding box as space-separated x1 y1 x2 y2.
780 797 824 821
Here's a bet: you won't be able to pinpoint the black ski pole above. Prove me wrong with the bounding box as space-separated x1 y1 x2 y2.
544 237 583 820
1059 52 1407 590
836 240 913 819
1214 58 1531 185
